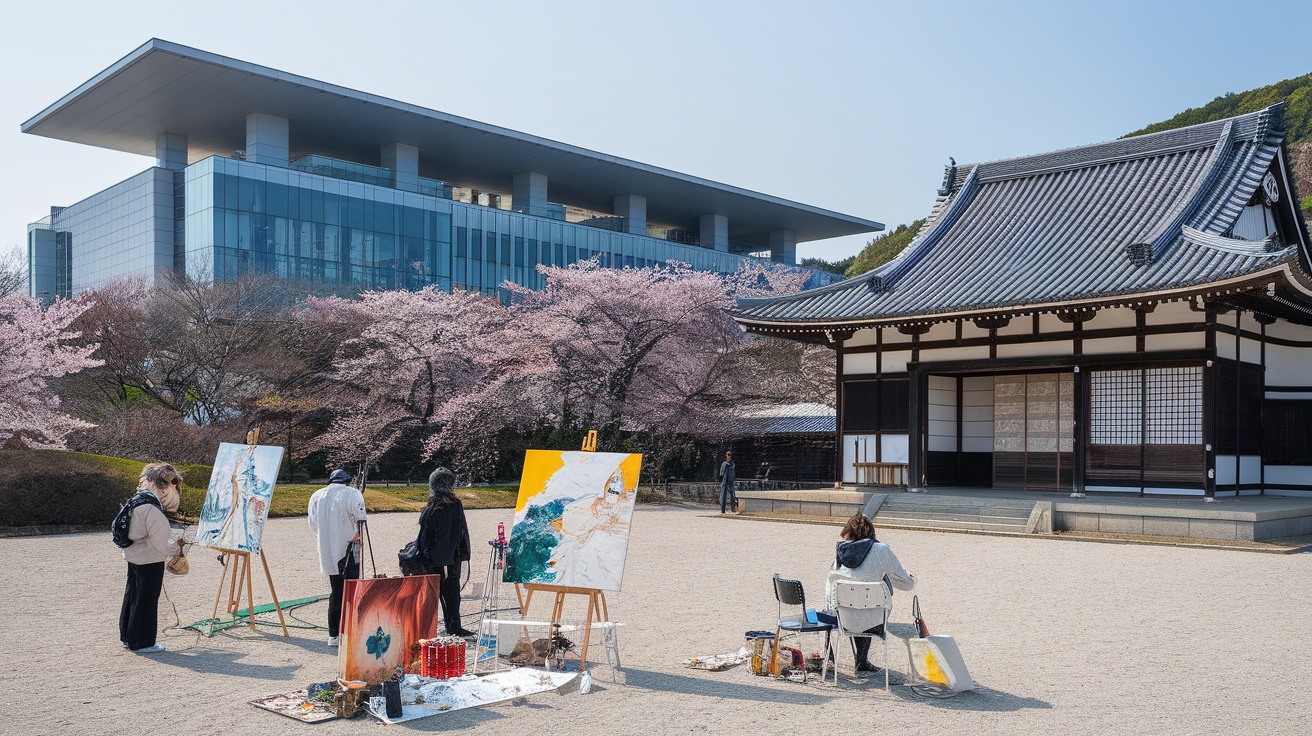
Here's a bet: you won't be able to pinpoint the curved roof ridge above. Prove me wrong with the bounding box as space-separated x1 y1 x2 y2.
963 104 1284 185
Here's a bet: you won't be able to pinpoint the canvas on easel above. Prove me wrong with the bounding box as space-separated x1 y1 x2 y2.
198 433 289 635
504 449 642 591
196 441 284 553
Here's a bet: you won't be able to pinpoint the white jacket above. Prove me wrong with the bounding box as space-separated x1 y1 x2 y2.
307 483 366 575
824 540 915 611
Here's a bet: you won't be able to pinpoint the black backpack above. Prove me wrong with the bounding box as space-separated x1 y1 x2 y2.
112 491 163 549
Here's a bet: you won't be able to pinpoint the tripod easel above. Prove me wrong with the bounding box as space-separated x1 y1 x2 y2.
205 547 289 636
201 428 289 637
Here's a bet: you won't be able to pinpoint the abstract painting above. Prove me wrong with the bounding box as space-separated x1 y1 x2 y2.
195 442 284 554
339 575 442 686
504 450 642 592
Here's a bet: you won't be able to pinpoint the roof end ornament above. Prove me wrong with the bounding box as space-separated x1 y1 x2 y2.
937 157 957 197
1125 242 1154 266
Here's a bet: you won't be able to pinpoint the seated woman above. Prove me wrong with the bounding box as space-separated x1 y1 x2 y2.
823 513 915 672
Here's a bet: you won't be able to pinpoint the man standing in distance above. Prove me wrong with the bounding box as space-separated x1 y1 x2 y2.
719 451 737 514
308 469 366 646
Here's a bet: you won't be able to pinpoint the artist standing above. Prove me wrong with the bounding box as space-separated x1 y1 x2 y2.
418 468 474 637
120 462 183 653
308 469 366 647
719 451 737 514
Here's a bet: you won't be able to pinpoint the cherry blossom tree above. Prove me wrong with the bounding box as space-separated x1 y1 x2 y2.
0 293 101 449
311 287 549 479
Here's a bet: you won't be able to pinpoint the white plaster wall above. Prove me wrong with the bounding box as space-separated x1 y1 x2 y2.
881 351 910 373
881 434 909 463
995 318 1035 337
1264 343 1312 387
921 345 991 363
1085 306 1137 330
1144 332 1205 351
996 341 1073 359
847 328 879 348
924 322 956 341
962 376 994 452
1144 301 1199 326
960 322 991 341
1215 456 1262 485
928 375 957 452
1263 465 1312 489
1081 336 1138 355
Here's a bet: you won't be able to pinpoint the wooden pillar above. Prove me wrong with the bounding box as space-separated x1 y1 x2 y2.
908 368 928 490
1257 315 1274 494
1203 307 1217 498
1235 308 1242 496
834 335 845 485
955 375 964 485
1073 366 1087 494
875 328 883 463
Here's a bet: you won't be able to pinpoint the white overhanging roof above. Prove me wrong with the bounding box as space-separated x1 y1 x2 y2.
22 39 883 246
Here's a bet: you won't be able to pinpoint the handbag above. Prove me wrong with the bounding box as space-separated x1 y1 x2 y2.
398 540 435 576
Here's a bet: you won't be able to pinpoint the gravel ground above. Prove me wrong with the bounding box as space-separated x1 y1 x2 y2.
1 504 1309 735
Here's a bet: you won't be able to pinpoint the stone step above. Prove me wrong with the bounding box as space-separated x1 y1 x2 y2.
874 509 1032 525
873 515 1030 533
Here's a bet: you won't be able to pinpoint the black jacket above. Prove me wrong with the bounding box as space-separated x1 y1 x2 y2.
418 498 471 568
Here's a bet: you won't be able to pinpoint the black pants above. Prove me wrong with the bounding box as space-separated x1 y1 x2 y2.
120 561 165 650
437 561 463 632
852 623 885 666
327 550 360 638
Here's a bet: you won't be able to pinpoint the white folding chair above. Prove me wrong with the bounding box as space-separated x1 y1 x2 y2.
822 580 891 689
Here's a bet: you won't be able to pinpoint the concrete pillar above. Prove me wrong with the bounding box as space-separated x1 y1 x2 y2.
245 113 289 167
613 195 647 235
700 214 728 252
155 133 188 170
769 229 797 265
381 143 420 191
512 172 549 217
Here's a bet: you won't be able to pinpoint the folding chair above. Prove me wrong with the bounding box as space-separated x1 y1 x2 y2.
771 574 832 682
822 580 891 689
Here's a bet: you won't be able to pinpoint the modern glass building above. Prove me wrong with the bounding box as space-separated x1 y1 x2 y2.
23 39 883 301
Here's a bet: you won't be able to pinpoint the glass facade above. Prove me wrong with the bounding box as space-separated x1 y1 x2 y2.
26 168 175 300
29 156 840 300
184 156 790 296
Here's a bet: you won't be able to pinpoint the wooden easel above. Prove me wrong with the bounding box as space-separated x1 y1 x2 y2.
515 583 608 670
511 429 610 671
206 547 289 636
203 428 289 637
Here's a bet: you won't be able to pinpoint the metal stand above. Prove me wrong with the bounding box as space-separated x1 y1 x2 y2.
473 522 515 673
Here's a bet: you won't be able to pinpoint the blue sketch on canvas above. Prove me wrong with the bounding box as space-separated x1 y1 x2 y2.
196 442 284 553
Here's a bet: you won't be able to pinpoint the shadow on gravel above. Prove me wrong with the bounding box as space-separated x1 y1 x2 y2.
888 684 1051 711
623 668 832 705
151 649 300 680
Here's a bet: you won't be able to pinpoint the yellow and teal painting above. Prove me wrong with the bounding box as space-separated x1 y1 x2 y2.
196 442 284 554
504 450 643 592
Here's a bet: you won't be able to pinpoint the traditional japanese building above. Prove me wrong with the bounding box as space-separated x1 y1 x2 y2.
733 104 1312 498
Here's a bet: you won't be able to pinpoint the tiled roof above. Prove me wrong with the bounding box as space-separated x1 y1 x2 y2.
728 403 835 435
735 104 1308 326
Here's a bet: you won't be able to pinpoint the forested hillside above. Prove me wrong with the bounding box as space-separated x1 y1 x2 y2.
1126 72 1312 224
844 73 1312 279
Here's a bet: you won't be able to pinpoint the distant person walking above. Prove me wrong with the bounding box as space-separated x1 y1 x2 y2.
719 451 737 514
418 468 474 637
118 462 184 653
308 469 366 647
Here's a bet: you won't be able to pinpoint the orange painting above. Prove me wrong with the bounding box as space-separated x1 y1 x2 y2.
338 575 442 685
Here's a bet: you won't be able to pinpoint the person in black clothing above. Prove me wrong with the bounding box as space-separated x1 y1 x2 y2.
718 451 737 514
418 467 474 637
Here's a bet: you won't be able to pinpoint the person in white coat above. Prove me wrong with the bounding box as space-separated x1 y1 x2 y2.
119 462 184 653
308 469 366 646
824 513 915 673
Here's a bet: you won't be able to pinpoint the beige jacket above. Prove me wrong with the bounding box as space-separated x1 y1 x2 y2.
122 494 179 565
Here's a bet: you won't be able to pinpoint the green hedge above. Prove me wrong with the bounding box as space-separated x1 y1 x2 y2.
0 450 212 527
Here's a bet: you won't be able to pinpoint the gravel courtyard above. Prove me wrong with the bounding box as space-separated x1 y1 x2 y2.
1 504 1308 735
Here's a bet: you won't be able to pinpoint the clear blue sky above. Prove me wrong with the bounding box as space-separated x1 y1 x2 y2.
2 0 1309 263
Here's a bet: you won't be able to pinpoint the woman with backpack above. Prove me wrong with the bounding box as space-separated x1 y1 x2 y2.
118 462 183 653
